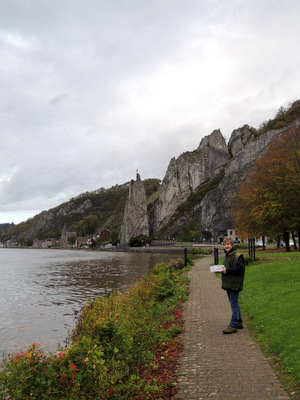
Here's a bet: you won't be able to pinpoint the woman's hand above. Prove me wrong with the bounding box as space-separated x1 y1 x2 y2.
222 267 227 274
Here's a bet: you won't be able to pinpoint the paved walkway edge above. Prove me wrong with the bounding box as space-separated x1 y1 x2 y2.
174 256 290 400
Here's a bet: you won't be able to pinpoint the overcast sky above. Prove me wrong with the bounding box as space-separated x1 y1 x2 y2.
0 0 299 224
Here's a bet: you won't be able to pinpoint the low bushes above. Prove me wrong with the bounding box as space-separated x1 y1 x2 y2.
0 263 189 399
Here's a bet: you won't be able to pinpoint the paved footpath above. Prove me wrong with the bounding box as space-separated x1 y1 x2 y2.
174 256 290 400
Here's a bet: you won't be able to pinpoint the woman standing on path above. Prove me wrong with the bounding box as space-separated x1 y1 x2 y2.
220 237 245 334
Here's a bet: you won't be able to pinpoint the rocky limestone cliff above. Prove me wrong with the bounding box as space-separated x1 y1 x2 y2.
227 125 256 157
152 120 300 239
199 120 300 237
10 114 299 246
119 173 149 246
153 129 230 233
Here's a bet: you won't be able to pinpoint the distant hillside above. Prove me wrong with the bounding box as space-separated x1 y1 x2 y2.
0 223 14 235
0 179 160 246
1 100 299 245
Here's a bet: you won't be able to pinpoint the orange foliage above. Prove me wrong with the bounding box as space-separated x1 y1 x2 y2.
232 127 300 238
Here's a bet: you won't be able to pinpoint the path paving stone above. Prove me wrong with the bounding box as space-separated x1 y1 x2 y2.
174 256 290 400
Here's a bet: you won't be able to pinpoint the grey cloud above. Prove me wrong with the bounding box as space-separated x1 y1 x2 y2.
49 94 70 105
0 0 300 223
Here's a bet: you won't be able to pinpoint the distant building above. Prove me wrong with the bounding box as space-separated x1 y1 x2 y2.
60 223 77 247
5 239 19 247
75 236 89 248
60 231 77 247
33 238 56 248
41 238 55 248
226 229 240 242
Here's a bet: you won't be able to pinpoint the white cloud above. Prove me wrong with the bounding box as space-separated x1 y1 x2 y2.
0 0 299 223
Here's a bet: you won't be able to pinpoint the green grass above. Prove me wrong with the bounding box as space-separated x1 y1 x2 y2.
240 252 300 395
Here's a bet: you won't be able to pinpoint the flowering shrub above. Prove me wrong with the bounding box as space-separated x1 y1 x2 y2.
0 262 189 399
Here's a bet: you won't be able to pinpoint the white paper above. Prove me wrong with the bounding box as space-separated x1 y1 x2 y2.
210 265 224 273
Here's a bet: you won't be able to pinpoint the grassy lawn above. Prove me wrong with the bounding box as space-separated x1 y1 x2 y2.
239 251 300 397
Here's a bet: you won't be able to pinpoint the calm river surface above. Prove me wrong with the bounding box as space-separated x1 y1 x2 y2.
0 248 174 359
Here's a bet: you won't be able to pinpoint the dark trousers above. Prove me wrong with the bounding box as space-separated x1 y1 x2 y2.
226 289 242 327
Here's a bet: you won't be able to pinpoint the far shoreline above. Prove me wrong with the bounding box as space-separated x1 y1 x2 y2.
1 243 219 254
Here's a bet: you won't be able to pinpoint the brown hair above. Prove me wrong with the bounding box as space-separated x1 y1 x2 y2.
223 236 234 246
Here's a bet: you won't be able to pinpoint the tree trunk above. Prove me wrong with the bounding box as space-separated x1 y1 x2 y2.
283 231 290 252
262 236 266 250
291 232 298 250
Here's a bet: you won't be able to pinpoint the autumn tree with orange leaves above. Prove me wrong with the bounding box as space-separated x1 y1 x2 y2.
232 126 300 251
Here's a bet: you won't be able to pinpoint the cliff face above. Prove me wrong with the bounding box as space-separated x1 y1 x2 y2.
15 118 300 245
152 121 299 239
152 130 230 233
119 173 149 246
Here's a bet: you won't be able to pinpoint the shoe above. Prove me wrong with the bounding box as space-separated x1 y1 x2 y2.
223 325 237 334
237 320 244 329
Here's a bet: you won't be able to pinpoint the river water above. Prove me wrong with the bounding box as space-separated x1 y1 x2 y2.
0 248 174 359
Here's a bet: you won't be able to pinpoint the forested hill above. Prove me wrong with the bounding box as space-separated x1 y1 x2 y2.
0 179 161 246
0 223 14 235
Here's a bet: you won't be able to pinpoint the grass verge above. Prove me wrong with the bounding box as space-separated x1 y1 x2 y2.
240 252 300 398
0 262 189 399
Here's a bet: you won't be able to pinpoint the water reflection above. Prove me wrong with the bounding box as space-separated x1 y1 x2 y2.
0 249 174 358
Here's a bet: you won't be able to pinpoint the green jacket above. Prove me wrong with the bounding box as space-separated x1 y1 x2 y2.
222 248 245 291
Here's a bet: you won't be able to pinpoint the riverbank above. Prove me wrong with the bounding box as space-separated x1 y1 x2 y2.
1 243 216 253
1 252 298 399
0 249 176 360
0 260 189 399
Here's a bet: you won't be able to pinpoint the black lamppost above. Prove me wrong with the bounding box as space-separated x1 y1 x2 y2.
248 238 256 261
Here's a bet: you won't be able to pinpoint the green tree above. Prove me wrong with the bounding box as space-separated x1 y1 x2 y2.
110 228 120 246
129 234 149 247
75 214 99 236
257 100 300 135
69 235 77 246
